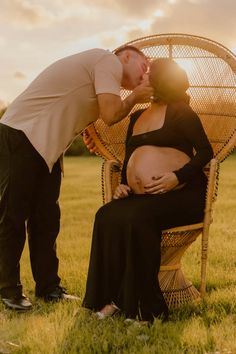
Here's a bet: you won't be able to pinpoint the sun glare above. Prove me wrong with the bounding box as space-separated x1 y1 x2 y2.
139 20 153 31
175 59 195 76
154 9 164 17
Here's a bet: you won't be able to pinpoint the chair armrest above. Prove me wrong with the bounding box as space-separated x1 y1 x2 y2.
82 125 118 160
101 160 122 204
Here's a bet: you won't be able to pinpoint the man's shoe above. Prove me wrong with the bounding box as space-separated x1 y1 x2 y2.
41 286 80 302
2 295 32 312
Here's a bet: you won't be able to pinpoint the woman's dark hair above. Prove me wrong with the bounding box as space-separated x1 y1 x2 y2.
149 58 190 104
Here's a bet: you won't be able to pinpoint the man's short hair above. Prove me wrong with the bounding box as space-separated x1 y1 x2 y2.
114 45 145 57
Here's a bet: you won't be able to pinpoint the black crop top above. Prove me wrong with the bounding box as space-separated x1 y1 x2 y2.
121 102 213 185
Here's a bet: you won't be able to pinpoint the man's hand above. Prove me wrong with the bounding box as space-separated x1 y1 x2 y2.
113 184 131 199
82 130 99 154
97 78 154 126
144 172 179 194
132 76 154 104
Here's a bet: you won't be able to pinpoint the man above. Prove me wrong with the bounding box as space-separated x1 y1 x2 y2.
0 46 153 311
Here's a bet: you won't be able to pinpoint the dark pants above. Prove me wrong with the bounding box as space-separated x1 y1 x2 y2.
0 123 61 298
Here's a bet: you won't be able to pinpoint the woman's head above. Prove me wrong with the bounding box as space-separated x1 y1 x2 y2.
149 58 190 104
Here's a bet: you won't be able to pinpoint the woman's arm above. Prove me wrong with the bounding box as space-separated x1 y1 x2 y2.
173 107 214 184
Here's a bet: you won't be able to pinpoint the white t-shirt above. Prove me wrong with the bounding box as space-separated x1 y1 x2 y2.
1 49 123 171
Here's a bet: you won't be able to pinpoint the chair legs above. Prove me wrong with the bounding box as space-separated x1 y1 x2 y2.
159 229 202 308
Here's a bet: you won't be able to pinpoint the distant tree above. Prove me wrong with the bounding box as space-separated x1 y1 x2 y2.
65 135 92 156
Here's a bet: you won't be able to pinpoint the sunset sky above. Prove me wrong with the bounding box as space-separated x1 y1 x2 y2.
1 0 236 106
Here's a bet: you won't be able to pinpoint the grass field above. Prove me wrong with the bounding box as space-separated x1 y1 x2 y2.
0 155 236 354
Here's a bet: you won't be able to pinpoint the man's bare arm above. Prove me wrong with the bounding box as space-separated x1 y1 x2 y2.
98 81 153 126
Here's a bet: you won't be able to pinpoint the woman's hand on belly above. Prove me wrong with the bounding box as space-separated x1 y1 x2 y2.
144 172 179 194
113 184 132 199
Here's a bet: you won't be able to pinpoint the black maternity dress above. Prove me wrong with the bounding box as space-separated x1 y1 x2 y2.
82 102 213 322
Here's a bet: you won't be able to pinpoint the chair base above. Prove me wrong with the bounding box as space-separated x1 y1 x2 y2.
159 269 201 308
159 226 203 308
162 282 200 308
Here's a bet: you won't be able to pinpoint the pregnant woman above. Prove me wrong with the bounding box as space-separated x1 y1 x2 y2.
82 58 213 323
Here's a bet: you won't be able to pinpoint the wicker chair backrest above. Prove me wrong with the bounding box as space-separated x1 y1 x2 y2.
88 34 236 163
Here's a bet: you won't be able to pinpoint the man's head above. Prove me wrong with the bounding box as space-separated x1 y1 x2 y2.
114 45 148 90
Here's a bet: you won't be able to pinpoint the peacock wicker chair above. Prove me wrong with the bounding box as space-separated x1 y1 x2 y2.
84 33 236 308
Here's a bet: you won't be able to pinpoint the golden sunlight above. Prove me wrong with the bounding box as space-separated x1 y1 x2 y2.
154 9 164 17
139 20 153 31
175 58 195 76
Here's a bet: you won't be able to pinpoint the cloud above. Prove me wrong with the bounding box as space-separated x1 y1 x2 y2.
61 0 236 54
1 0 235 103
14 71 26 80
149 0 236 49
0 0 55 28
0 36 6 46
72 0 236 52
83 0 160 17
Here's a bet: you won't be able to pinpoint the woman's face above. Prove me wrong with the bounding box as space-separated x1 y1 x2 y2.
149 59 189 103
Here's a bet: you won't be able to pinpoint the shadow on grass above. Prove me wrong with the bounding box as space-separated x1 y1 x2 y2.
171 298 236 326
0 296 64 322
205 280 236 293
190 278 236 295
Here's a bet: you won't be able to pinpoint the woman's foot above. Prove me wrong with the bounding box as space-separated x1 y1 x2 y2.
96 303 120 319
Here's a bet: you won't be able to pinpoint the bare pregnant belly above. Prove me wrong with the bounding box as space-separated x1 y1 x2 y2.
126 146 190 194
